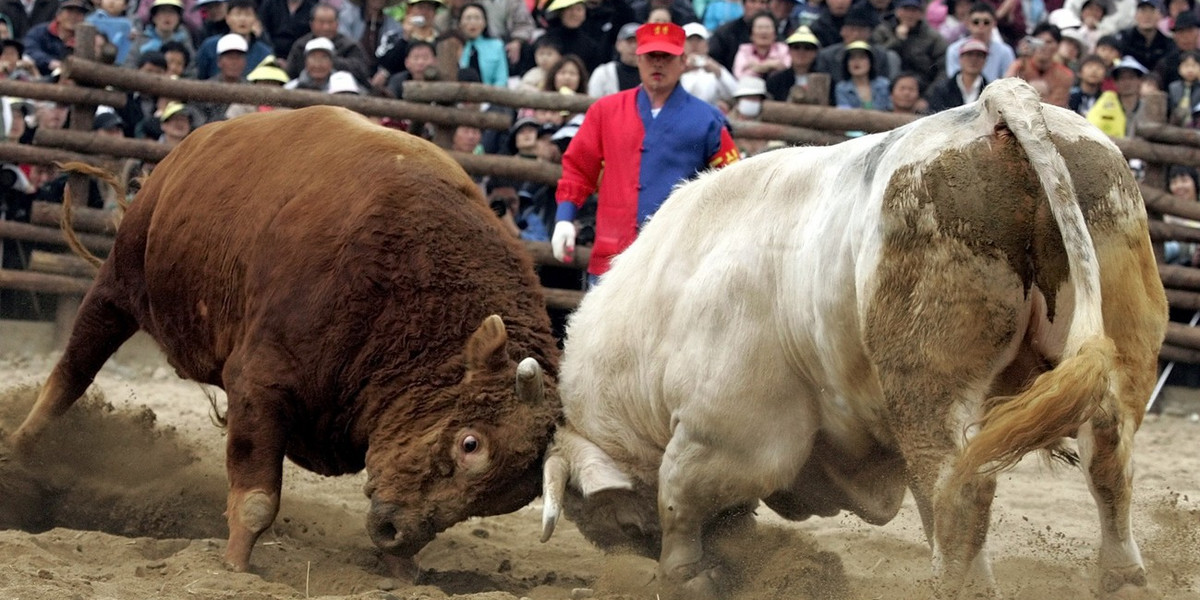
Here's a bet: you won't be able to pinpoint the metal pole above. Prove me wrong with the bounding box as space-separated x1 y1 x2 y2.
1148 309 1200 414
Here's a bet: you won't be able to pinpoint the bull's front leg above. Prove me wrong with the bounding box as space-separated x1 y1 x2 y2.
657 423 749 600
221 378 289 572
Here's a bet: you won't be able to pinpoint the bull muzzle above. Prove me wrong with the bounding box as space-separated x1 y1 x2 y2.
366 499 433 558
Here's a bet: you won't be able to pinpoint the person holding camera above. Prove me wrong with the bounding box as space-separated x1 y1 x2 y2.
1004 23 1074 107
551 23 738 285
679 21 739 107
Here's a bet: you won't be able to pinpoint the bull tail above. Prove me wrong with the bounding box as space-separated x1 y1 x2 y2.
952 80 1115 484
56 161 126 270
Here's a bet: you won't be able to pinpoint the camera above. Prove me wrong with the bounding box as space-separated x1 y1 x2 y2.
411 15 426 27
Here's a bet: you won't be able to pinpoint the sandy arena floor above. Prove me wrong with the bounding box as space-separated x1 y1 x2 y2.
0 345 1197 600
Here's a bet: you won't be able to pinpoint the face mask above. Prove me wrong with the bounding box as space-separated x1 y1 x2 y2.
737 99 762 117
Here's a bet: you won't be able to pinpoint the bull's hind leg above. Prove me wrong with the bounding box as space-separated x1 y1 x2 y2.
1080 239 1166 598
865 220 1027 597
9 286 138 453
220 367 289 573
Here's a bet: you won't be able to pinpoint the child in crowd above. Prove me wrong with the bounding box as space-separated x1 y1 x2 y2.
87 0 134 63
520 36 563 92
1069 53 1110 117
1169 50 1200 126
125 0 194 69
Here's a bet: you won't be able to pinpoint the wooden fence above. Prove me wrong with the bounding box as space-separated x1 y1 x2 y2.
2 26 1200 361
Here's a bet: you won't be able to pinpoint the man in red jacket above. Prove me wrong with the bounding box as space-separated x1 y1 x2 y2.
552 22 739 284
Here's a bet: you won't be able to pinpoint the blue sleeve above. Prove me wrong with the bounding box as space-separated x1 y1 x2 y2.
555 202 577 222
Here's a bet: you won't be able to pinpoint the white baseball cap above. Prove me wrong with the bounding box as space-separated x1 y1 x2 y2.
304 37 336 56
327 71 361 94
683 22 709 40
216 33 248 55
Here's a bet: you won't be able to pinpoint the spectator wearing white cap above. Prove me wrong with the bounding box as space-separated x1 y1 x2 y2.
679 21 739 107
192 32 247 123
286 36 337 90
588 21 642 97
284 2 370 84
1112 54 1150 137
728 76 771 155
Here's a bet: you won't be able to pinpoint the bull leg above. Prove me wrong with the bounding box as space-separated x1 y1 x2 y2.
221 377 289 572
1077 406 1147 597
656 411 814 600
901 437 1000 599
9 289 137 453
656 425 732 600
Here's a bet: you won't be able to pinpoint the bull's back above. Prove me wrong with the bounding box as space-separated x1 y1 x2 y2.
119 107 488 384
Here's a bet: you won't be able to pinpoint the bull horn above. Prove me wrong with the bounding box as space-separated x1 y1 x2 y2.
541 453 568 542
515 357 545 405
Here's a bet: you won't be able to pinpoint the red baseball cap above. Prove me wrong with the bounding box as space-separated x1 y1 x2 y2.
636 23 686 56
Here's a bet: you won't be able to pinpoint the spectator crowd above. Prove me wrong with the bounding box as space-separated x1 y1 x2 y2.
2 0 1200 290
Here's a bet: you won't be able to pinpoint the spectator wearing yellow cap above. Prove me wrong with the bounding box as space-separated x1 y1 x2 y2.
539 0 606 72
766 26 820 102
226 61 292 118
284 2 369 84
834 39 891 110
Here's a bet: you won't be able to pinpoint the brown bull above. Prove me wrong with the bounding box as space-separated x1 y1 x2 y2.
9 106 562 575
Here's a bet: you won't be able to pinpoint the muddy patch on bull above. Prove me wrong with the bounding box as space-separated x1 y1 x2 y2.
0 384 227 539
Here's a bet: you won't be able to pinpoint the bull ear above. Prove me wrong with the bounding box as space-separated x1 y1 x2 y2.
465 314 508 372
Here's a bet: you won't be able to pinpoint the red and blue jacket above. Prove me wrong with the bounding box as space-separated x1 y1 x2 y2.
555 84 739 276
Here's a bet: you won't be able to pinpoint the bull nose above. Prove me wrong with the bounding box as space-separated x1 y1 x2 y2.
367 499 406 552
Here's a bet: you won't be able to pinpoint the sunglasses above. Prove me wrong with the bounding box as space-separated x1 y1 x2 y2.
972 18 994 25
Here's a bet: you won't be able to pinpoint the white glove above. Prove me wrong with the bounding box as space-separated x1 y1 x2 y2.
551 220 576 263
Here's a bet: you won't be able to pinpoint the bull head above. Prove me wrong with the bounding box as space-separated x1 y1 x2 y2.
364 314 559 563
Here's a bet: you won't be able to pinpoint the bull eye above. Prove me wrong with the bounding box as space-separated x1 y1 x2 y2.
461 435 480 454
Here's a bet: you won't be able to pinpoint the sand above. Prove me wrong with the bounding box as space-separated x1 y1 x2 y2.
0 347 1197 600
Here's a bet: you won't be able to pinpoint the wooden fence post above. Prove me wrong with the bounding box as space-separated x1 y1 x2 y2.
54 23 98 349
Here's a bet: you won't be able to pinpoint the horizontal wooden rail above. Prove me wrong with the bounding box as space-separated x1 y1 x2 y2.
31 201 119 235
0 220 113 253
0 141 108 167
64 57 513 131
0 268 92 295
0 79 126 109
29 249 98 277
402 81 594 113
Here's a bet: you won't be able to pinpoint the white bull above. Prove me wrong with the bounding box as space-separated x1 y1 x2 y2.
540 79 1168 599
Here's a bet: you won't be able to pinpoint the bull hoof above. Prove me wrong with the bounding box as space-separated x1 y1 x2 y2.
1100 565 1150 599
660 565 724 600
7 429 37 460
223 552 251 573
